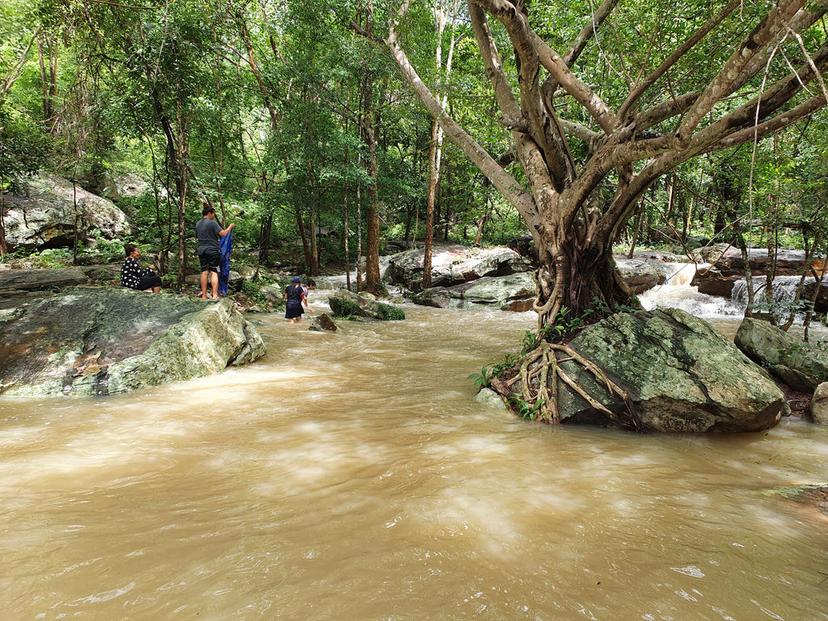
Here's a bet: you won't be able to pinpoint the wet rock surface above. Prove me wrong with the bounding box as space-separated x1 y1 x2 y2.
309 313 338 332
0 267 90 292
810 382 828 425
499 309 784 432
0 288 265 398
615 258 667 294
770 484 828 516
735 317 828 391
328 289 405 321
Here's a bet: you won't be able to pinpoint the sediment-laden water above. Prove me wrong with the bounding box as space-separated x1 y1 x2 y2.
1 303 826 620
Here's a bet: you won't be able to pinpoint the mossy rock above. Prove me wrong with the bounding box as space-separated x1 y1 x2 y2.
0 287 265 397
328 289 405 321
735 317 828 391
499 308 784 432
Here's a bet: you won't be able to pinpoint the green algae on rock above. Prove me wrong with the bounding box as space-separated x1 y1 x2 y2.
0 288 265 397
494 308 785 432
328 289 405 321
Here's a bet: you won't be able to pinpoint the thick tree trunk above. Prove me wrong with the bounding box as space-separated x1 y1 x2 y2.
355 180 363 292
365 134 381 293
175 170 187 289
534 241 632 328
0 193 6 255
359 2 382 295
37 35 58 130
474 194 491 247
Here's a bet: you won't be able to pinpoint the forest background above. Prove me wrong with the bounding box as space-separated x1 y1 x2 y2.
1 0 826 297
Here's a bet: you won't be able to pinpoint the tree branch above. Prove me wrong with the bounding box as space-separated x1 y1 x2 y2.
619 0 740 119
472 0 619 132
707 94 826 151
677 0 807 142
563 0 620 67
379 0 539 227
0 27 40 103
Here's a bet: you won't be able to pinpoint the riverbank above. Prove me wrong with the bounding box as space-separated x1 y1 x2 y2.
0 305 826 619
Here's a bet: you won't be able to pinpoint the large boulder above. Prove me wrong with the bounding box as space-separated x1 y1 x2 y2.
615 257 667 294
691 267 740 297
101 172 151 201
411 272 535 310
0 288 265 398
693 247 827 304
2 173 131 249
328 289 405 321
500 308 784 432
384 244 530 291
712 247 814 277
735 317 828 391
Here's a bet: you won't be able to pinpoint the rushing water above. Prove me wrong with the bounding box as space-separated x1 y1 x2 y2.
1 302 827 620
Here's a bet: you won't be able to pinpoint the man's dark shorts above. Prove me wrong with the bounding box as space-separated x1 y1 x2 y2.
199 250 220 273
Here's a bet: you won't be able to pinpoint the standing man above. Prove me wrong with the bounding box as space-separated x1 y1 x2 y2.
196 205 234 300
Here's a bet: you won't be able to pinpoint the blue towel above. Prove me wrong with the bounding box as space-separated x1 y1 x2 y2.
219 231 233 296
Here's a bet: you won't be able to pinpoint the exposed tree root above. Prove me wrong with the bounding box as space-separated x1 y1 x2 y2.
508 342 640 429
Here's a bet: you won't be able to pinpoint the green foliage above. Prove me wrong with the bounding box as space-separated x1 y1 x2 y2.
0 0 825 282
375 302 405 321
0 107 51 185
507 395 546 420
468 352 520 389
17 248 72 268
87 237 126 262
329 296 363 319
468 367 491 391
240 277 275 308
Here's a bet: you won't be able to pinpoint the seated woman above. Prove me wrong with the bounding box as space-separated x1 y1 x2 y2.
120 244 162 293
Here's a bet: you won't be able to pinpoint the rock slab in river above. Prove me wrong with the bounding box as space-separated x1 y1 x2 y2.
328 289 405 321
309 313 338 332
475 387 507 411
511 308 784 432
0 288 265 397
2 173 131 249
734 317 828 391
384 244 530 292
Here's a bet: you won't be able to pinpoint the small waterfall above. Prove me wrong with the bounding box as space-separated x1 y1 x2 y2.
661 262 697 286
640 262 743 318
731 274 826 311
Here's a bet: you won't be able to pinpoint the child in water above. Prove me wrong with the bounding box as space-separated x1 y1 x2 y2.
285 276 308 323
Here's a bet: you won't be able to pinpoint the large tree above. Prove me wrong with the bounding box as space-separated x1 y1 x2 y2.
364 0 828 326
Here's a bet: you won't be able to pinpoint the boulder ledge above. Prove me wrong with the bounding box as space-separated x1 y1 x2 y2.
0 288 265 397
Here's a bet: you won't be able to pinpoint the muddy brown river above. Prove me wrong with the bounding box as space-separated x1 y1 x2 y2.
1 304 827 620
